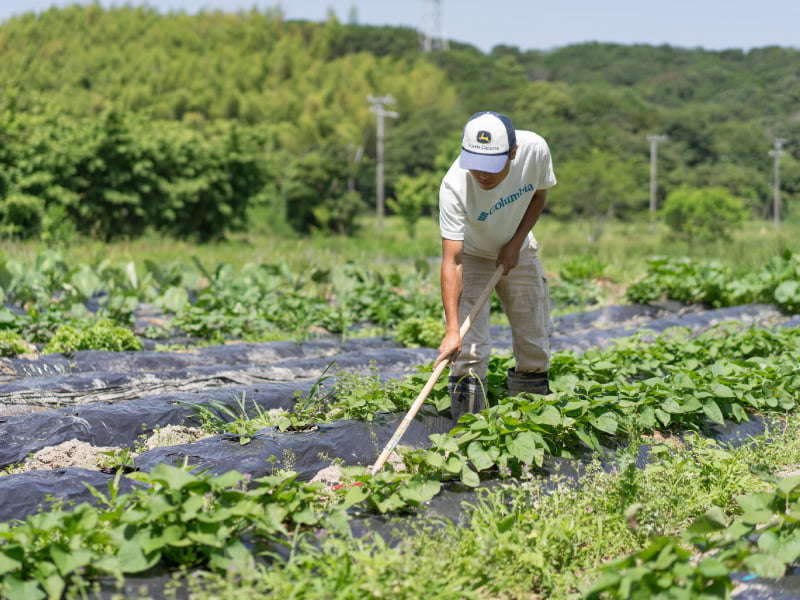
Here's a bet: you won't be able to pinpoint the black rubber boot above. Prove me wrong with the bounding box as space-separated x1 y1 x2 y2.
507 367 550 397
448 374 487 422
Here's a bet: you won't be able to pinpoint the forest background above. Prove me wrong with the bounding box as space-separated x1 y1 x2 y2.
0 4 798 252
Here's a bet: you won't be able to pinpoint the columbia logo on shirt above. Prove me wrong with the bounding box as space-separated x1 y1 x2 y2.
477 184 534 221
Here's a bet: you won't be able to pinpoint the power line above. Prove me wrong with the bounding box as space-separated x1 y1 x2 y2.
367 94 399 232
647 134 667 228
769 137 786 229
421 0 447 52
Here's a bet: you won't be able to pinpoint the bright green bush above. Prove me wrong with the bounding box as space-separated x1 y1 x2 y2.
661 185 747 242
43 319 143 354
395 315 445 348
0 193 44 238
0 331 32 356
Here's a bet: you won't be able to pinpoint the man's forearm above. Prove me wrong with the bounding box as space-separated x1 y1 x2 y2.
441 262 462 334
510 189 547 247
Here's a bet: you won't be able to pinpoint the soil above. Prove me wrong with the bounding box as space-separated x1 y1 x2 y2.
16 425 210 473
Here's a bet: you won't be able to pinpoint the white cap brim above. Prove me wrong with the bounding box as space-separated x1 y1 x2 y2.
459 149 509 173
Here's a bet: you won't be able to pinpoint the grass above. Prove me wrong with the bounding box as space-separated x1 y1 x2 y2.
3 214 798 301
139 415 800 600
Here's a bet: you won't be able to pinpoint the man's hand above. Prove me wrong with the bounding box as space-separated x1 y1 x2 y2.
435 330 462 367
496 242 521 275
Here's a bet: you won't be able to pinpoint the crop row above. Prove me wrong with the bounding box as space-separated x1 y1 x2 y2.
2 321 798 598
2 251 800 355
627 251 800 312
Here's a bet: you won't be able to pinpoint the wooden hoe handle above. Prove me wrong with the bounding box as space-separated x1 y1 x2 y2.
370 264 504 476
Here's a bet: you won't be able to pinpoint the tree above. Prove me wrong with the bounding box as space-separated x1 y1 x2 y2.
387 171 439 238
549 148 645 242
662 186 746 242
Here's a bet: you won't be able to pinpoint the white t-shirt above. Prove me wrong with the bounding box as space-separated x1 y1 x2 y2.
439 130 556 260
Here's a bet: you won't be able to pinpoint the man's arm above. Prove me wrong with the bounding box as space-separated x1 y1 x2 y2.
435 238 464 366
496 188 548 275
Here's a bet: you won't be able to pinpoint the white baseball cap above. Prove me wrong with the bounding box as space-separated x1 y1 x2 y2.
459 111 517 173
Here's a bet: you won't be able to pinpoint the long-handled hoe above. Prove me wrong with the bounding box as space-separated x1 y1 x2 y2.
370 264 504 476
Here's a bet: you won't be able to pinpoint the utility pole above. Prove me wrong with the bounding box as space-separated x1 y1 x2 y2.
769 137 786 228
421 0 447 52
367 94 398 231
647 134 667 228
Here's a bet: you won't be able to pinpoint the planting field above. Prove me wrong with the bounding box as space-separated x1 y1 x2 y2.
1 251 800 599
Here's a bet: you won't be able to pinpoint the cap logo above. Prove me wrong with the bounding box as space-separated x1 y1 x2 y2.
476 130 492 144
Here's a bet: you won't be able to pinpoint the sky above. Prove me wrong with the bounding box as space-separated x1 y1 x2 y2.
0 0 798 54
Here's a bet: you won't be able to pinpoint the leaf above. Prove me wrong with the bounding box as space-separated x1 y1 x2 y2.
744 553 786 579
775 280 800 305
339 485 369 510
399 478 441 504
589 413 617 435
69 266 103 299
655 408 671 427
425 451 445 469
0 548 23 575
497 515 515 533
533 404 561 427
585 571 622 598
686 507 727 535
2 575 47 600
711 382 736 399
159 286 190 313
638 406 657 429
460 465 480 487
117 539 160 573
50 545 93 575
466 441 494 471
777 474 800 497
701 399 725 425
736 492 772 514
444 455 463 474
507 431 538 464
696 557 730 578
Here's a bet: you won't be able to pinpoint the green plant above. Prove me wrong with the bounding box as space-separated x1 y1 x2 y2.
0 331 32 357
190 392 276 445
335 466 441 514
42 318 142 355
585 534 733 600
662 186 747 242
395 315 446 348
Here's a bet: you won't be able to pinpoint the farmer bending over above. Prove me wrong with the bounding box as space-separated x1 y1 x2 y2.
435 111 557 421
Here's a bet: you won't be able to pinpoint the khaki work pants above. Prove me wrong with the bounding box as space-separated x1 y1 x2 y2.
450 250 551 379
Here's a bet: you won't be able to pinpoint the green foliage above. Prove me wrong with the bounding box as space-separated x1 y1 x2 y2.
586 535 733 599
627 251 800 311
282 143 365 235
0 465 348 599
550 149 645 242
0 194 44 238
589 469 800 600
336 467 441 514
662 185 747 242
0 332 31 356
1 6 798 243
395 315 445 348
387 171 439 239
43 318 143 355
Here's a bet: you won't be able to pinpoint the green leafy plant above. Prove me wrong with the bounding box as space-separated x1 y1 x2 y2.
662 186 747 242
395 315 446 348
42 318 143 355
190 392 276 445
0 332 33 357
335 466 441 514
